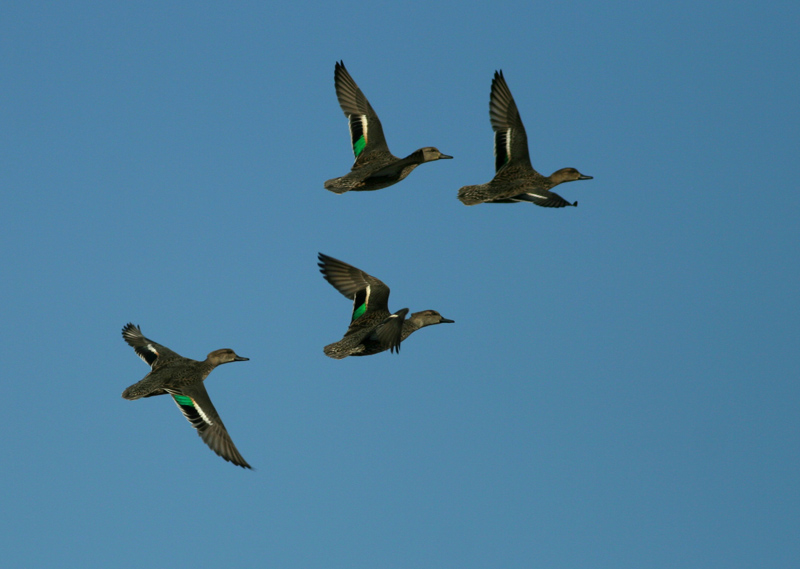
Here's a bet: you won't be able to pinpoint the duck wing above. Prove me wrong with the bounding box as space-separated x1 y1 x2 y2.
373 308 409 354
167 384 251 469
318 252 391 320
333 61 391 167
489 70 533 173
122 323 182 370
504 190 577 208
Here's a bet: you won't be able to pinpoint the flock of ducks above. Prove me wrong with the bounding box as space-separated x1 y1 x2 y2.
121 61 593 469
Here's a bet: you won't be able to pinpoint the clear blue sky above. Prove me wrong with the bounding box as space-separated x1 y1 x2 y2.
2 1 799 567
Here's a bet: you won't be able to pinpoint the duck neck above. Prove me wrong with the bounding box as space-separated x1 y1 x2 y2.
401 317 423 340
198 359 219 379
402 149 428 165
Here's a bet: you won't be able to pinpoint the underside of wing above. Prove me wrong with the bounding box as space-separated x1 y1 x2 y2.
168 386 251 469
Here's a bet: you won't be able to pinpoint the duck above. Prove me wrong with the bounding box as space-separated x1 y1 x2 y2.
457 70 592 207
324 61 452 193
318 253 453 358
120 323 252 469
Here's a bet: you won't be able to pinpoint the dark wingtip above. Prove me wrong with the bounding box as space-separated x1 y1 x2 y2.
121 323 141 343
573 201 578 207
317 252 328 273
333 61 346 82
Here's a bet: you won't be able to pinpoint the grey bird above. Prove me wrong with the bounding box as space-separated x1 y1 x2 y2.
324 61 452 193
121 323 252 469
318 253 454 358
457 70 592 207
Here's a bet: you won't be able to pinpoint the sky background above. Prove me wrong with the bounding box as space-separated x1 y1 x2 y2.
2 1 799 567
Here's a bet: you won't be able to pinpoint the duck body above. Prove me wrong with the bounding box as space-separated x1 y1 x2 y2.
322 308 402 359
325 147 450 193
352 310 454 357
457 70 591 207
121 323 252 469
325 61 452 194
318 253 453 359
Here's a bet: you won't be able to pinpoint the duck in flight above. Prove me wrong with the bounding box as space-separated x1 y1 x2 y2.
318 253 454 359
457 70 592 207
120 323 252 469
324 61 452 194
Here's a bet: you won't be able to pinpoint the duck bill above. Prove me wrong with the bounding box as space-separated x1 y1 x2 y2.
234 356 250 361
578 174 593 180
440 318 455 323
439 153 454 160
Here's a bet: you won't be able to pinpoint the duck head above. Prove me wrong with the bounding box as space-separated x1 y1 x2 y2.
207 349 249 365
550 167 592 185
419 147 453 162
409 309 455 328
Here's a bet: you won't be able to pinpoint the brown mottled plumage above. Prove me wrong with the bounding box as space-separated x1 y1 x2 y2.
121 323 252 469
318 253 454 359
458 70 592 207
324 61 452 193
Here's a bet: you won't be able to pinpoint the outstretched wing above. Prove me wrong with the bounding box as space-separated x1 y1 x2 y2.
333 61 390 166
167 384 252 469
318 252 391 320
121 323 182 369
489 70 532 172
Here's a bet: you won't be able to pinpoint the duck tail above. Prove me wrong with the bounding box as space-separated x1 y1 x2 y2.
457 184 488 206
121 384 144 400
323 341 350 359
324 178 350 194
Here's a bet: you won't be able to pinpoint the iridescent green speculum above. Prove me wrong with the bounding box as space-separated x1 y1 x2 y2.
352 303 366 321
173 394 193 407
353 135 366 157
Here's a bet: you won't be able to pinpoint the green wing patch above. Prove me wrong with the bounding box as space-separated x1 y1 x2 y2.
173 394 193 406
349 113 367 158
352 287 368 321
352 302 367 321
353 135 366 157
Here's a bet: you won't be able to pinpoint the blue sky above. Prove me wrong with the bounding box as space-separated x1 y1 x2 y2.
2 1 799 567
